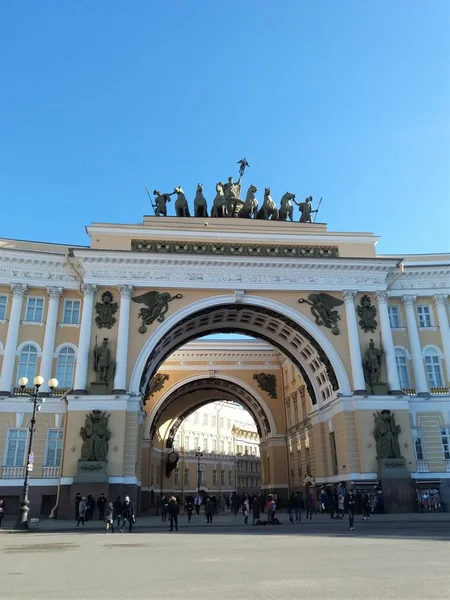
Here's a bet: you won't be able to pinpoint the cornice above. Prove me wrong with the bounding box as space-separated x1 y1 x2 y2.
0 248 78 289
389 266 450 295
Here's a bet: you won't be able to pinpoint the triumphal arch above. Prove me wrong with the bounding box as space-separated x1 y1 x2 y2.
0 173 449 517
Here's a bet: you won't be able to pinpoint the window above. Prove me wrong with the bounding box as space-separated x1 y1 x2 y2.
285 400 291 429
0 295 7 320
184 468 189 485
63 299 81 324
18 345 38 382
194 436 199 451
244 445 248 454
424 348 444 387
220 417 224 428
227 441 232 454
199 470 204 485
25 297 44 322
220 440 225 454
194 413 199 425
174 468 179 485
202 438 208 453
203 414 208 426
211 415 216 427
395 348 410 389
228 470 232 485
306 446 311 476
56 347 75 389
184 435 190 451
45 429 63 467
388 305 401 328
292 397 299 424
417 305 433 328
441 428 450 460
412 428 424 461
212 438 217 452
174 435 180 450
4 429 27 466
227 419 231 429
220 470 225 485
213 469 217 485
300 387 307 421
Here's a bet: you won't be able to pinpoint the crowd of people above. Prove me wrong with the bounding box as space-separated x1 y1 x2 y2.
75 492 135 533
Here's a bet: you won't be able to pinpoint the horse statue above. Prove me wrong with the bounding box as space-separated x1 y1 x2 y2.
211 182 227 217
278 192 297 222
256 187 278 220
239 185 259 218
174 187 190 217
194 183 208 217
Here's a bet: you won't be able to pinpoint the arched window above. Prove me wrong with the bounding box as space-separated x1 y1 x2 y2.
395 348 410 389
56 346 76 389
424 347 444 388
18 345 38 382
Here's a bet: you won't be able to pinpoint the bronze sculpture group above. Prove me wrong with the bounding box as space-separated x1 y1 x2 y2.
146 159 321 222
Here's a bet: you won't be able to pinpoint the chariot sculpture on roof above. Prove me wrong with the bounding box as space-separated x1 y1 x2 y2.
145 158 322 222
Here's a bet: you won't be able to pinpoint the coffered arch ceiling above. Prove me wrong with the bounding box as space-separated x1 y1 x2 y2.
148 377 275 445
139 303 342 408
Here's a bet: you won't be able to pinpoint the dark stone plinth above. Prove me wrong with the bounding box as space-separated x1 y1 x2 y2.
73 460 108 483
90 382 109 395
377 458 416 512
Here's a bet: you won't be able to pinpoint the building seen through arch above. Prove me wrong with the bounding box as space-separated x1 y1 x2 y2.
0 214 449 517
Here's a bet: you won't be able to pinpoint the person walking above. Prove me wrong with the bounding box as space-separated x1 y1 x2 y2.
205 497 214 523
346 489 356 531
97 493 107 521
362 491 371 521
320 488 328 515
77 497 87 528
86 494 95 521
294 492 302 522
75 492 82 521
251 496 260 526
120 496 135 533
185 498 194 523
105 502 114 533
113 496 122 529
0 497 4 529
161 496 168 522
194 494 202 517
288 493 296 523
306 491 314 520
243 497 250 526
168 496 179 531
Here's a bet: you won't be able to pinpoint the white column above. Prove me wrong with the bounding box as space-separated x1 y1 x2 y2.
0 284 28 394
40 287 63 393
73 284 97 394
342 290 367 394
375 292 402 394
402 295 429 396
433 294 450 385
113 284 133 393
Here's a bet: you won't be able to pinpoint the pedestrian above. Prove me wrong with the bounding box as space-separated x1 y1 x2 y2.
120 496 135 533
362 492 371 520
0 497 4 529
346 489 356 531
251 496 260 526
161 496 168 522
205 497 214 523
97 493 107 521
168 496 179 531
243 497 250 525
86 494 95 521
77 497 87 528
105 502 114 533
185 499 194 523
75 492 82 521
320 488 328 515
338 492 345 519
194 494 202 517
288 493 296 523
113 496 122 528
266 495 276 524
294 492 302 522
306 491 314 520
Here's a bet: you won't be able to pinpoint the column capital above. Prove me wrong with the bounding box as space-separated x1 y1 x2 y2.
10 283 28 298
375 291 390 303
117 284 134 298
342 290 357 302
401 294 417 306
80 284 98 297
46 286 63 300
433 294 448 307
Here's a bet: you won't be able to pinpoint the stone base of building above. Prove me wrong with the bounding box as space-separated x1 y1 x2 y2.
378 458 416 512
58 482 141 519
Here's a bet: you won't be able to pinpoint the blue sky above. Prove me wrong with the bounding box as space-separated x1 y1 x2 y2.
1 1 449 255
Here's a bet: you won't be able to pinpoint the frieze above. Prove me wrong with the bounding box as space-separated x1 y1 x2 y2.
131 239 339 259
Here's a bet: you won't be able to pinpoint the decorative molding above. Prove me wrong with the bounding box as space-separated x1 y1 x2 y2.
342 290 357 302
118 284 134 298
80 283 98 297
235 289 244 303
11 283 28 297
433 294 448 307
402 294 417 306
0 251 78 288
46 286 63 300
148 373 169 398
131 239 340 259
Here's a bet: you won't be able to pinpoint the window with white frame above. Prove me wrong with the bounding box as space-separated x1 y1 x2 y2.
228 470 232 485
25 297 44 322
441 428 450 460
227 441 232 454
194 412 199 424
56 346 76 389
211 415 216 427
174 468 179 485
0 295 7 320
424 347 444 387
184 468 189 485
417 305 433 328
17 345 38 382
45 429 63 467
220 439 225 453
194 436 199 450
4 429 28 466
203 414 208 426
62 299 81 324
411 428 425 461
395 348 410 388
212 438 217 452
184 435 190 451
388 305 402 328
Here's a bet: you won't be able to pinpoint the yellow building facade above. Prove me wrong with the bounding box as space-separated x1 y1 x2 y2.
0 216 449 516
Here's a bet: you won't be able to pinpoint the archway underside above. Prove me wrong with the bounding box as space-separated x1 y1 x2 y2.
141 304 339 406
149 378 274 445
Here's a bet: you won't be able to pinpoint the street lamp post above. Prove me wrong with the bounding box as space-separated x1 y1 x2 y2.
14 375 58 530
195 447 203 495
